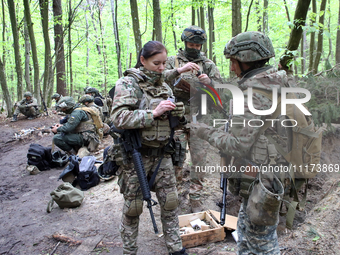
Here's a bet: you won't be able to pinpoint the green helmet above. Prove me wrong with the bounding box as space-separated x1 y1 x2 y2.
79 95 94 104
85 87 99 94
224 31 275 62
56 96 76 110
24 92 33 97
181 25 207 44
52 93 61 99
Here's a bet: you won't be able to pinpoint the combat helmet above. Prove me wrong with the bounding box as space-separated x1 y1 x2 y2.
79 95 94 104
56 96 76 110
52 93 61 99
85 87 99 95
224 31 275 62
24 92 33 97
181 25 207 45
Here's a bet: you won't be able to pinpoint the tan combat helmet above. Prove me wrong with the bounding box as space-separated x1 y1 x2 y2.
224 31 275 62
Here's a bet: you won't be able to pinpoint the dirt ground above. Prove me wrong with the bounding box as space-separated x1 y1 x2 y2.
0 112 339 255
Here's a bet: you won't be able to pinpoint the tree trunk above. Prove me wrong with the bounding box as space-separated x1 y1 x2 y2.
245 0 254 32
130 0 142 57
309 0 316 72
85 11 90 85
336 0 340 64
171 0 177 50
2 0 5 66
7 0 23 100
255 0 261 32
191 0 195 25
0 58 13 116
68 0 73 96
313 0 327 74
327 0 333 64
279 0 311 70
199 5 207 53
23 0 40 102
208 1 215 62
53 0 66 96
153 0 162 42
262 0 268 34
110 0 122 78
301 30 306 74
232 0 242 36
283 0 291 22
39 0 51 100
86 0 101 55
23 17 32 92
98 3 107 97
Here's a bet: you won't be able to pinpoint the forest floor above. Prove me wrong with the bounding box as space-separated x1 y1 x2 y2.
0 112 339 255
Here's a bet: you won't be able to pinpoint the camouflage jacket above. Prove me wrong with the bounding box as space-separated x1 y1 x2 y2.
18 97 38 107
163 49 221 103
196 66 290 163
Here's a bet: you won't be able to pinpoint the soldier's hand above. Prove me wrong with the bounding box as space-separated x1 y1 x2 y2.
171 102 185 118
177 62 200 74
153 100 176 118
197 74 211 84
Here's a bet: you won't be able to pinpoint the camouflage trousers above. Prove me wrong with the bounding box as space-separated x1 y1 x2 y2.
237 202 280 255
53 133 83 152
118 155 183 254
14 106 39 117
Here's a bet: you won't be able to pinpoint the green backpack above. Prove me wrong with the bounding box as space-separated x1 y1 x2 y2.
47 183 84 213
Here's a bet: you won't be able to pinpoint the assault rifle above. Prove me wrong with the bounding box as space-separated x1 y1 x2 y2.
173 75 228 116
40 88 48 116
110 125 159 234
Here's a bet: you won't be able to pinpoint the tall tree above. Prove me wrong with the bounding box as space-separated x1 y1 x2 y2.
53 0 66 96
130 0 142 57
313 0 327 74
308 0 317 72
191 0 196 25
110 0 122 78
39 0 52 100
279 0 311 70
152 0 162 42
208 0 216 63
336 0 340 64
23 18 32 92
232 0 242 36
23 0 40 102
98 2 107 97
0 58 13 116
7 0 23 99
255 0 261 32
263 0 268 34
199 4 207 52
301 30 306 74
2 0 6 66
85 11 90 85
68 0 73 95
171 0 177 50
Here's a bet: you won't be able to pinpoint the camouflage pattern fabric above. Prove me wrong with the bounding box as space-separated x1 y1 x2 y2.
164 49 221 202
111 68 183 254
224 31 275 62
118 156 182 254
14 97 39 117
181 25 207 44
237 202 280 255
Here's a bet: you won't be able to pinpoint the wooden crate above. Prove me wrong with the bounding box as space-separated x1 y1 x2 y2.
178 211 226 248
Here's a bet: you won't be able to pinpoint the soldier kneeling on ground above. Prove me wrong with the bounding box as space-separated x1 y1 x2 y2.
11 92 40 122
51 96 103 155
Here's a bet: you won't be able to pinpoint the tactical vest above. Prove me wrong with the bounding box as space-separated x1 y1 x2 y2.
74 110 97 134
127 72 173 148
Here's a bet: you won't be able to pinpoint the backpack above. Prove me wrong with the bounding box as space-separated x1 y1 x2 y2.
254 88 324 228
97 146 120 180
47 183 84 213
27 143 52 171
74 156 100 191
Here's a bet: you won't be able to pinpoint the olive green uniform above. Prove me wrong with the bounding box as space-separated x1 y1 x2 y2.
14 97 39 117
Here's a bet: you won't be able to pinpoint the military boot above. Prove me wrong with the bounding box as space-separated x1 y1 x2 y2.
190 199 203 213
11 115 18 122
169 248 188 255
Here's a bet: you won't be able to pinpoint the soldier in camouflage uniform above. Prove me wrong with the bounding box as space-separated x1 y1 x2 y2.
191 32 289 254
51 96 102 154
111 41 188 255
85 87 112 123
51 93 62 103
11 92 40 122
163 25 222 212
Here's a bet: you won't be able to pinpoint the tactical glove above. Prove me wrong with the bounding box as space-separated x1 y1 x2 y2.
171 102 185 118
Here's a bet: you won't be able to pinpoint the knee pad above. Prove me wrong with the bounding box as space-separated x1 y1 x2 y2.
164 191 178 211
125 199 143 217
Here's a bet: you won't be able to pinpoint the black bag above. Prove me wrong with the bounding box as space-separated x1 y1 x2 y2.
97 146 119 180
27 143 52 171
74 156 100 191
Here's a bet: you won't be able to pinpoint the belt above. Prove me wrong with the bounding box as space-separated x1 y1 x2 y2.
140 146 166 157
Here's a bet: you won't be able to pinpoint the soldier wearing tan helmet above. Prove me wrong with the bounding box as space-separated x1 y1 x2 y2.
11 92 40 122
163 25 222 213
